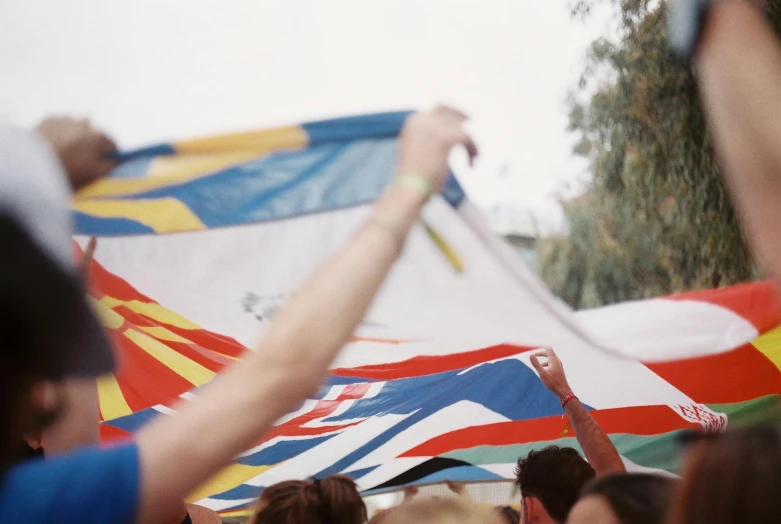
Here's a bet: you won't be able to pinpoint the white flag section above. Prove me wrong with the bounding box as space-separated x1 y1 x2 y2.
75 112 781 513
83 198 697 407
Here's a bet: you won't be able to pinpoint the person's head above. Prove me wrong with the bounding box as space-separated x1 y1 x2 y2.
515 446 596 524
0 125 114 474
370 497 503 524
494 505 520 524
567 473 674 524
666 428 781 524
250 475 366 524
0 214 76 470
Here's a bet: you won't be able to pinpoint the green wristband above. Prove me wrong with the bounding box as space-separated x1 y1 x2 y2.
394 174 434 201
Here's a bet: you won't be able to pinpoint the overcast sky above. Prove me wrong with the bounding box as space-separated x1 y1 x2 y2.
0 0 611 234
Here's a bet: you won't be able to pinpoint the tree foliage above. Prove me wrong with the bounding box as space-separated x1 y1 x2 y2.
536 0 781 309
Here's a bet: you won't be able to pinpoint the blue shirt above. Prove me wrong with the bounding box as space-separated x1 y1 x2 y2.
0 443 140 524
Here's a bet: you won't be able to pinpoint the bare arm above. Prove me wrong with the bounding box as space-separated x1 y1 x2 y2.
561 398 624 476
530 348 625 476
695 3 781 280
134 108 477 524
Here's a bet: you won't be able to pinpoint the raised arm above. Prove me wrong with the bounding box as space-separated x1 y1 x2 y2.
78 237 97 284
530 348 625 476
135 107 477 524
691 2 781 280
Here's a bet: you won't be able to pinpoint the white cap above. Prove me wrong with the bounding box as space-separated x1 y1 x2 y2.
0 124 115 377
0 124 74 271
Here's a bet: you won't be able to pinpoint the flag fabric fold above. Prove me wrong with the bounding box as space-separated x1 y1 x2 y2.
73 112 781 513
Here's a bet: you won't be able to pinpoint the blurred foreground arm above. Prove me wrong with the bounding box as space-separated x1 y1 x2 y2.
694 3 781 280
530 348 625 476
135 107 477 524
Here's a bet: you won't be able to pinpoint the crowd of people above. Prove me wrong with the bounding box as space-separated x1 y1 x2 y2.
3 1 781 522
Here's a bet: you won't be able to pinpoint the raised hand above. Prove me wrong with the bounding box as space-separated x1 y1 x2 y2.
36 117 118 191
396 105 478 192
403 485 419 503
529 347 572 400
78 238 97 284
445 480 470 499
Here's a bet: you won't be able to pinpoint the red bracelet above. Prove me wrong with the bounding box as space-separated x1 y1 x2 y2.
560 392 577 409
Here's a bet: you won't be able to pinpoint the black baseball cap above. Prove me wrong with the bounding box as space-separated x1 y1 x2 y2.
0 124 115 378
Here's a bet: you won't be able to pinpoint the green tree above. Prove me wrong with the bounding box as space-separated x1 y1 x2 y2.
537 0 778 309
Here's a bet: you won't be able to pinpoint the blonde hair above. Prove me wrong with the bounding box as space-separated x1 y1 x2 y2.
370 497 503 524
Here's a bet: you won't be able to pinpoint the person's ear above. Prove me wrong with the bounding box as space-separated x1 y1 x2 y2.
524 496 536 522
29 381 58 413
525 496 547 523
25 380 63 433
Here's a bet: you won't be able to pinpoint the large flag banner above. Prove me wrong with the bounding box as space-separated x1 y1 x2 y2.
73 112 781 514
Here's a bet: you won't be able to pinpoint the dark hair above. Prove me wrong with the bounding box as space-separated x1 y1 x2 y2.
580 473 674 524
494 505 520 524
514 446 595 523
0 214 77 474
253 475 366 524
666 428 781 524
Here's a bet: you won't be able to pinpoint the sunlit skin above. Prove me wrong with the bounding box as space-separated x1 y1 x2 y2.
567 495 620 524
521 496 557 524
